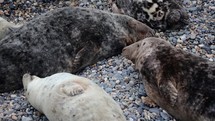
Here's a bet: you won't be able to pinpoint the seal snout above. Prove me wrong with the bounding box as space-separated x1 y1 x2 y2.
147 29 156 38
122 45 137 63
122 47 130 59
22 73 32 91
166 9 189 29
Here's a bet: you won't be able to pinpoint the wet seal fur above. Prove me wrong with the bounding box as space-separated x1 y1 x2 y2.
22 72 126 121
0 7 155 92
122 37 215 121
110 0 189 30
0 17 22 40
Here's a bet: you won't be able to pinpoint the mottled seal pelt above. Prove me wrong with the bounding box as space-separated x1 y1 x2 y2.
122 37 215 121
110 0 189 30
22 72 126 121
0 7 155 92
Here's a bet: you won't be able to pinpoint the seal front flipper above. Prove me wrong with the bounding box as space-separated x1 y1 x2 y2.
71 44 100 73
159 81 178 106
60 83 84 96
141 96 157 107
71 47 85 71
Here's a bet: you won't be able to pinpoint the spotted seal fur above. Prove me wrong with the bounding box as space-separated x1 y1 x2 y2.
22 72 126 121
0 7 154 92
110 0 189 30
122 37 215 121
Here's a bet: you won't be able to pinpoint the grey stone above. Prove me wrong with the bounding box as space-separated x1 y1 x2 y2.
208 34 215 41
198 44 205 48
193 41 199 45
180 34 187 41
149 108 161 114
160 112 170 120
192 48 196 53
190 33 196 39
177 39 183 43
105 87 113 93
14 104 21 110
21 116 33 121
26 108 33 115
10 94 17 98
129 117 134 121
210 45 215 50
178 31 184 35
113 73 123 80
188 7 197 11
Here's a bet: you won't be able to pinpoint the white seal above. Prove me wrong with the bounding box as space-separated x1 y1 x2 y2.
22 72 126 121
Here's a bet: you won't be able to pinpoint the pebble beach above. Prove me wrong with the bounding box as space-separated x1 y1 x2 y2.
0 0 214 121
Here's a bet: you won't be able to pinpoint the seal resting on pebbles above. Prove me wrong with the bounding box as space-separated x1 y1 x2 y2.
0 7 155 92
22 72 126 121
0 17 22 40
122 37 215 121
110 0 189 30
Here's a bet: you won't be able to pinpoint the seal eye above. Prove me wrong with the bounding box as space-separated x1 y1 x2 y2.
137 44 140 47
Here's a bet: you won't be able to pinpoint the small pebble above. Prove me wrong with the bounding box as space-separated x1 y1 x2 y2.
11 115 18 120
21 116 33 121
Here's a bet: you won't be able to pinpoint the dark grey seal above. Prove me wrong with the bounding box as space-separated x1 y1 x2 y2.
0 7 154 92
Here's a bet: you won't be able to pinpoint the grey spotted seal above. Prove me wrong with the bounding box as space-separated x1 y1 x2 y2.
122 37 215 121
22 72 126 121
0 17 22 40
0 7 155 92
110 0 189 30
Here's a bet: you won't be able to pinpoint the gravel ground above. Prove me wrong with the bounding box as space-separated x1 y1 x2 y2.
0 0 214 121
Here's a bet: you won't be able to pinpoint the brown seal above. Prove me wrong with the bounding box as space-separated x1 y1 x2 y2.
122 37 215 121
0 7 154 92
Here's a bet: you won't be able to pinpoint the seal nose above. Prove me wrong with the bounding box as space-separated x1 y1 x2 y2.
122 48 126 53
122 48 127 56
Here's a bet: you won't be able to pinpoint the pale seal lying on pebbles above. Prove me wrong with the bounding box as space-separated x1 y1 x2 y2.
122 37 215 121
0 17 22 40
22 72 126 121
0 7 155 92
110 0 189 30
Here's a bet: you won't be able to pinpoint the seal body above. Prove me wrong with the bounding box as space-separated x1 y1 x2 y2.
0 17 22 40
111 0 189 30
0 7 155 92
22 73 126 121
122 37 215 121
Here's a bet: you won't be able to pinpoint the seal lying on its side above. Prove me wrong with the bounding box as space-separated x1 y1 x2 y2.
0 7 155 92
22 73 126 121
0 17 22 40
110 0 189 30
122 37 215 121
